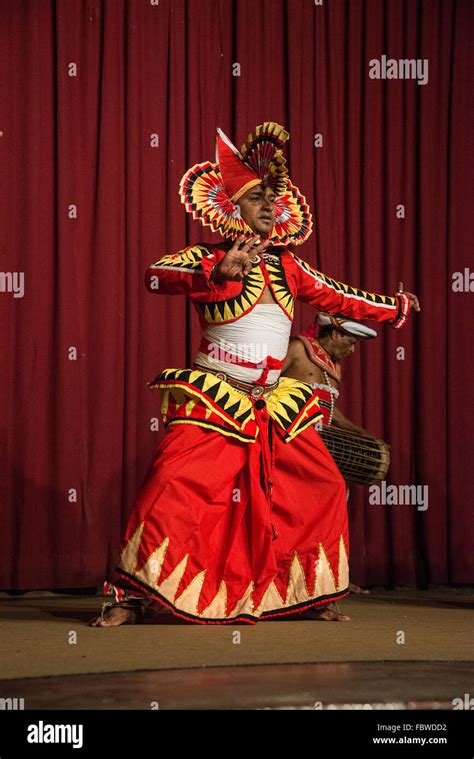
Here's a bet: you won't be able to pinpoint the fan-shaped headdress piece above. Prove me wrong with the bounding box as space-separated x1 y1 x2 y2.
179 122 313 246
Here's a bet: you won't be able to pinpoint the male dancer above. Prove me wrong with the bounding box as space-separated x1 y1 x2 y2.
90 123 419 627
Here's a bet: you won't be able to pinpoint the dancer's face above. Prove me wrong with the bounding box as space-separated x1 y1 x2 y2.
237 185 277 237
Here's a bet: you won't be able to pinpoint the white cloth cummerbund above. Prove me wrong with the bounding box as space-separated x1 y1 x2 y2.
194 303 292 384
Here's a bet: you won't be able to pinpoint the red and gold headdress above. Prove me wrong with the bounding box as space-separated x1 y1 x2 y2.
179 122 313 246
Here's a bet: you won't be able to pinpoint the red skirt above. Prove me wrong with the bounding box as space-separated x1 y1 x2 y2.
107 410 349 624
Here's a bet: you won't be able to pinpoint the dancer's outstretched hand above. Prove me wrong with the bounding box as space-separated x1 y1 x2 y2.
213 235 271 283
398 281 421 312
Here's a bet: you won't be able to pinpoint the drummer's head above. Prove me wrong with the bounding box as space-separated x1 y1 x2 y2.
316 315 377 360
318 325 361 359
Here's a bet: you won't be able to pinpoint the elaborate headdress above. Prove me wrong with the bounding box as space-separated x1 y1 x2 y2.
179 122 313 246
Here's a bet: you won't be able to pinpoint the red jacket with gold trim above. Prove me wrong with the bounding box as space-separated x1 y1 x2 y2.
145 242 412 443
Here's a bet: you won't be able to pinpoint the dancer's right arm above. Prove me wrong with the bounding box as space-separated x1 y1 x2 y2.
145 236 269 297
144 245 227 297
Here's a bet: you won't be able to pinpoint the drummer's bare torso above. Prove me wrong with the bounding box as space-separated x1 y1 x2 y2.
281 338 339 390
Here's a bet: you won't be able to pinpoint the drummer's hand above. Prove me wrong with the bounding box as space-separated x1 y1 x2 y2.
213 235 271 282
397 281 420 312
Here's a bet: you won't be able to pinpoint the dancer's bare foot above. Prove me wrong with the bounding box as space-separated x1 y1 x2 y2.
88 604 138 627
349 582 369 595
302 605 350 621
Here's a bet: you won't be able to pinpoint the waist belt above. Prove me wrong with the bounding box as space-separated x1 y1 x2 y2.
198 336 284 386
193 362 279 399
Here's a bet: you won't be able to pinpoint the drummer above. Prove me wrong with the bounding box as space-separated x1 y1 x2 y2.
281 313 377 594
281 313 376 435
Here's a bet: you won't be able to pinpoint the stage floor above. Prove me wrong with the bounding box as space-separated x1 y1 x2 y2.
0 587 472 709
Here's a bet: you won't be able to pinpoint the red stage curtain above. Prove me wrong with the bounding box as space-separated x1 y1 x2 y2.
0 0 472 589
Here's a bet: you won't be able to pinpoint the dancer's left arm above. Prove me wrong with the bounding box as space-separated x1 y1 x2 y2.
292 254 420 329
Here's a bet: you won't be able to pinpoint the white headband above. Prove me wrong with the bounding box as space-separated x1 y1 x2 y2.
317 314 377 339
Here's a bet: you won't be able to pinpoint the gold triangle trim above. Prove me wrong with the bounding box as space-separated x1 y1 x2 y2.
159 375 253 431
268 401 293 424
184 399 195 417
202 373 222 393
255 581 285 614
135 537 170 587
223 302 234 321
313 544 337 598
119 522 145 575
201 580 228 618
229 581 255 617
337 535 349 591
157 554 189 603
161 392 170 418
175 569 207 615
285 552 310 606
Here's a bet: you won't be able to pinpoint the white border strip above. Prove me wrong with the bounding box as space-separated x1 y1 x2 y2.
293 256 397 311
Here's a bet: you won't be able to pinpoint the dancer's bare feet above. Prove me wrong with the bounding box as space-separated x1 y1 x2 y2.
88 604 138 627
301 605 350 621
349 582 369 595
